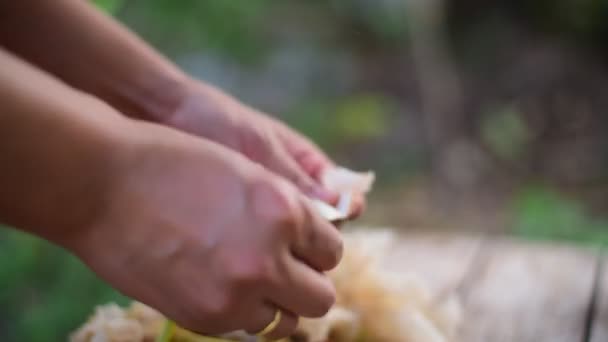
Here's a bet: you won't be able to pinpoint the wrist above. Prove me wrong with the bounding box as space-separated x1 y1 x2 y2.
160 78 246 144
48 103 141 250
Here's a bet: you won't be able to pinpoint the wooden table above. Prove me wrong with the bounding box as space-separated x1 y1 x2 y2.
378 231 605 342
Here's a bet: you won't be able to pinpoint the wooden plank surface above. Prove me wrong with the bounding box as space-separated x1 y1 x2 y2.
380 231 482 295
458 238 598 342
590 253 607 342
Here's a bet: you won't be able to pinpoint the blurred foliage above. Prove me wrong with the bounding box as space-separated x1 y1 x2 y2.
511 186 608 247
284 93 395 151
120 0 273 64
480 105 529 162
523 0 608 39
330 0 411 43
91 0 124 15
333 94 394 141
0 227 128 341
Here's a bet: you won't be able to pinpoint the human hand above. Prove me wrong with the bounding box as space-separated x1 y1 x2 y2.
66 120 343 340
163 81 366 219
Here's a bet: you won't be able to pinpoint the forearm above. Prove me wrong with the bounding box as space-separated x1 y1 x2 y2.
0 48 131 246
0 0 189 122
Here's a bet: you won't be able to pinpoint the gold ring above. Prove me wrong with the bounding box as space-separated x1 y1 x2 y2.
256 310 281 337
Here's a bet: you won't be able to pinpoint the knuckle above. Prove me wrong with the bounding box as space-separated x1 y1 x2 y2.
293 175 316 195
194 291 232 321
241 130 271 161
250 178 301 231
228 254 274 286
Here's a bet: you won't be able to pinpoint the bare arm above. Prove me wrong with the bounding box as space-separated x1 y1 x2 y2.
0 47 130 245
0 0 188 122
0 0 366 212
0 46 341 339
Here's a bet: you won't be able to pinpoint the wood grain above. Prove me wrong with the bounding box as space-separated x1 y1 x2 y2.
381 231 483 296
458 238 597 342
590 253 608 342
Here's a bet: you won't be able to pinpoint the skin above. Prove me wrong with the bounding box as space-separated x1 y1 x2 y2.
0 0 366 212
0 0 366 339
0 48 342 339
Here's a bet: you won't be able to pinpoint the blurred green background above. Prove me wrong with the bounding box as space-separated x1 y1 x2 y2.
2 0 608 340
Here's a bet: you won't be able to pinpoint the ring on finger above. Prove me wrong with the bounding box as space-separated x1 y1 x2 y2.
256 309 282 337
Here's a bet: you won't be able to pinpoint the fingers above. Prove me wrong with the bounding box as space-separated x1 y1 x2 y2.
268 250 337 318
332 191 366 222
245 175 339 315
275 120 335 181
291 144 334 183
267 143 338 204
290 199 343 272
272 143 367 220
347 192 366 220
245 303 299 340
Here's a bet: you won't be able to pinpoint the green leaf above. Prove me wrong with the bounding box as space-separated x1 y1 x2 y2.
90 0 125 15
0 227 128 341
156 320 175 342
332 94 393 141
120 0 272 63
511 185 608 247
480 105 529 161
